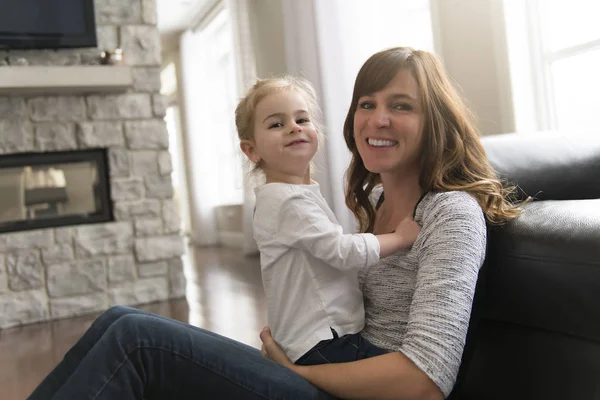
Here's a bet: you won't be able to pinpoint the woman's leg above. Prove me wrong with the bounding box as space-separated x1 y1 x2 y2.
29 306 145 399
296 333 388 366
46 312 334 400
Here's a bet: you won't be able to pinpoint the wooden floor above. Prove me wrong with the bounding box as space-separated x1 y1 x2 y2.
0 246 266 400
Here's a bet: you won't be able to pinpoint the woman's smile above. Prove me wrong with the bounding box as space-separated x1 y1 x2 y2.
366 137 399 149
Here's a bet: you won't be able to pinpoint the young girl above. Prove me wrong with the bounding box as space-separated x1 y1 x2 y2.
236 76 420 365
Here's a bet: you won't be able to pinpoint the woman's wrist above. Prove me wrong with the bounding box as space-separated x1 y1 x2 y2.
290 363 309 378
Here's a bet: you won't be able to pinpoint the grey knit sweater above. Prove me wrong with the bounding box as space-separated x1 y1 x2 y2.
359 190 487 397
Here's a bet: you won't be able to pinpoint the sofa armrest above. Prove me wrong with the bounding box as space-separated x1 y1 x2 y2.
483 199 600 341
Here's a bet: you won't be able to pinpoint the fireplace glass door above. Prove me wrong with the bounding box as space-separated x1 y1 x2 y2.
0 149 112 233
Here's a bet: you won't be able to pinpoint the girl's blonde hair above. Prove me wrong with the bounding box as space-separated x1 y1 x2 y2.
235 76 324 178
235 75 323 141
344 47 527 232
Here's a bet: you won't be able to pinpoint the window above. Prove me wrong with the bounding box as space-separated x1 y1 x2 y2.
198 9 243 206
504 0 600 133
180 7 244 211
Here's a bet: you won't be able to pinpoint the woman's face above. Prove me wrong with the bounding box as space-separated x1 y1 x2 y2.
353 69 424 177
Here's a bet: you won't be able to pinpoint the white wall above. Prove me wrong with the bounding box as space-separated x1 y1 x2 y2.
248 0 287 78
431 0 515 135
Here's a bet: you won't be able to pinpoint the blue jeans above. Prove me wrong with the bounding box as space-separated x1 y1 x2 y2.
28 306 336 400
295 331 388 366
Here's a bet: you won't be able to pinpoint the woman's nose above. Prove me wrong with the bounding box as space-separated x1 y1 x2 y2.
371 107 391 128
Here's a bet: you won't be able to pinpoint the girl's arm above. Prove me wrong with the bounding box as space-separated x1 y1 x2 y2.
376 217 421 257
278 196 419 269
277 196 381 270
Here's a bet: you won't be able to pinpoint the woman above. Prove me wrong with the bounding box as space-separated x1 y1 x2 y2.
29 47 522 400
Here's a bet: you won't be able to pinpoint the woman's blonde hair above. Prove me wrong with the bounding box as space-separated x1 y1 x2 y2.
344 47 527 232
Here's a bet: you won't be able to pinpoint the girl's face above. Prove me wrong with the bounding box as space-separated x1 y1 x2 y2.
353 69 424 179
242 89 318 184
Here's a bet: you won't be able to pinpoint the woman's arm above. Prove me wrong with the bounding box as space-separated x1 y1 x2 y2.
294 353 442 400
400 192 486 396
260 328 442 400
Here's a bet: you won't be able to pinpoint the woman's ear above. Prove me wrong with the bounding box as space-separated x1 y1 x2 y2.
240 140 261 164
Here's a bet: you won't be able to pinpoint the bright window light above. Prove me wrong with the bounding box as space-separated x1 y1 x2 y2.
504 0 600 134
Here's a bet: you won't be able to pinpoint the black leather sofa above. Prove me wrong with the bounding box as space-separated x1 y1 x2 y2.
449 132 600 400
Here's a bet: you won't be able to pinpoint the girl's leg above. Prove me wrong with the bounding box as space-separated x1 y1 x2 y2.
29 306 150 399
48 312 334 400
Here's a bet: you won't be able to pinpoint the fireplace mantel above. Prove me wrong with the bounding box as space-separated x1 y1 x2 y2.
0 66 133 94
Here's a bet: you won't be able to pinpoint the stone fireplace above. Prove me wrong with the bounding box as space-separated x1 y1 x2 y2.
0 0 186 330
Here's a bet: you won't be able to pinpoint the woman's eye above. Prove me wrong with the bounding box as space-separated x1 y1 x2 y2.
358 102 374 110
392 103 412 111
268 122 283 129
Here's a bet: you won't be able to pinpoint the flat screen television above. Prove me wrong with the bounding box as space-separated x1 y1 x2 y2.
0 0 97 50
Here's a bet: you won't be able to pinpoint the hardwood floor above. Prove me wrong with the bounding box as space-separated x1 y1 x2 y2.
0 246 266 400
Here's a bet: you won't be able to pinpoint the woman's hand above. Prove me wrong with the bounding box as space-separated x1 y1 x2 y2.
259 327 295 369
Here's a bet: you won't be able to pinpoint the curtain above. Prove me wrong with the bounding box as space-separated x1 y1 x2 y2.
179 30 220 245
225 0 259 255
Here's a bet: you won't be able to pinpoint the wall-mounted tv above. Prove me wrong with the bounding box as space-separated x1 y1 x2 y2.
0 0 97 50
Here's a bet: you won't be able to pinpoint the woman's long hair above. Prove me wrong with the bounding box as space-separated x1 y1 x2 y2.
344 47 527 233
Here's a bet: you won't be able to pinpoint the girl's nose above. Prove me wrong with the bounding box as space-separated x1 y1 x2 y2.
289 122 302 134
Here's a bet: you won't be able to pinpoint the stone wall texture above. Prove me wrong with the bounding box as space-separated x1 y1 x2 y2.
0 0 186 329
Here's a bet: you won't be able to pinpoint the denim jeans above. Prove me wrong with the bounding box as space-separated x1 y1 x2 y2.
28 306 335 400
295 331 387 366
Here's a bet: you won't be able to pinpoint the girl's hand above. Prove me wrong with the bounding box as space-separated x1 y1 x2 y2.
259 327 294 369
395 217 421 248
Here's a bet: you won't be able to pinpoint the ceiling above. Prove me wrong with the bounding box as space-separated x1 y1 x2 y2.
156 0 211 35
156 0 212 52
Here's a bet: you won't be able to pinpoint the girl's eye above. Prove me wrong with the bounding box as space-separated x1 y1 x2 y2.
358 102 374 110
297 118 310 124
268 122 283 129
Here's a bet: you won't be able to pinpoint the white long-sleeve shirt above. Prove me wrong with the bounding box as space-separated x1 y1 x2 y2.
253 182 380 362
